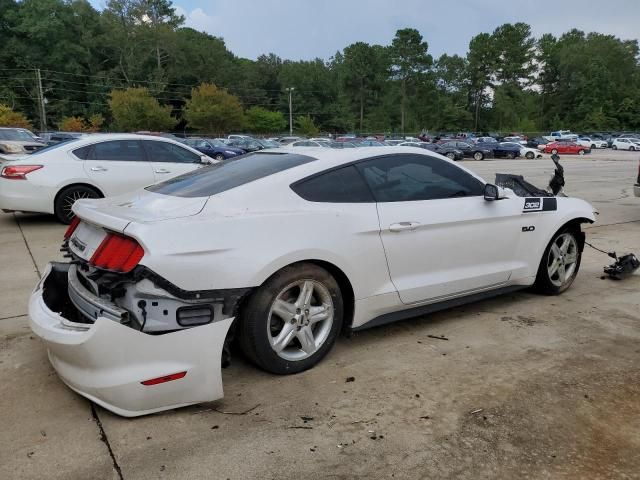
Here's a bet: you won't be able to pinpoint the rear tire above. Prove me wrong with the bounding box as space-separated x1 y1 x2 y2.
446 152 455 160
506 152 516 159
473 151 484 161
578 149 585 155
54 185 101 224
551 149 558 155
612 145 617 150
525 151 534 159
534 227 582 295
238 263 343 375
630 146 635 152
214 153 225 161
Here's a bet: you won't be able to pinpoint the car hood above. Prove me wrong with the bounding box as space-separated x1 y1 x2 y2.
73 189 208 233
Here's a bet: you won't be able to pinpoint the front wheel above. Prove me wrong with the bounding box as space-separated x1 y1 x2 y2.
506 152 516 159
578 149 586 155
446 152 456 160
534 228 582 295
612 145 617 150
629 146 635 152
214 153 225 161
525 151 534 159
473 151 484 161
54 185 101 224
591 144 596 150
238 263 343 374
551 148 558 155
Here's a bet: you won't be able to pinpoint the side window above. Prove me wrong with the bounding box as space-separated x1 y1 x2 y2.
89 140 145 161
72 145 91 160
356 154 484 202
291 165 374 203
143 141 201 163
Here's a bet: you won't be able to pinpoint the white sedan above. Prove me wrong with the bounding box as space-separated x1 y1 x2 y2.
29 147 595 416
577 137 608 149
502 142 543 159
0 134 213 223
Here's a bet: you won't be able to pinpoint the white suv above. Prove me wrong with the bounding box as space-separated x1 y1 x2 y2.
612 138 640 151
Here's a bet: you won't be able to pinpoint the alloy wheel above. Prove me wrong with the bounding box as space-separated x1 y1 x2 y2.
267 280 334 361
547 233 579 288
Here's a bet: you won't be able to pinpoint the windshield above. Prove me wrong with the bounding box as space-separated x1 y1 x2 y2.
147 152 316 198
0 129 34 141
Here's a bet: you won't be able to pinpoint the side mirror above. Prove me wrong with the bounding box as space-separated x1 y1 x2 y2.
201 155 212 164
484 183 499 201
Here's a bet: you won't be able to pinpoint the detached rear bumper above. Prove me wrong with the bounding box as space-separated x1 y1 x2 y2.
29 263 233 417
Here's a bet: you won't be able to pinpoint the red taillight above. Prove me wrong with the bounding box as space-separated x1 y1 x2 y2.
141 371 187 386
90 233 144 273
64 217 81 239
1 165 43 179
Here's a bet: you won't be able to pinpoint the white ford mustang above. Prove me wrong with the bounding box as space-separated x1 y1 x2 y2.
29 147 596 416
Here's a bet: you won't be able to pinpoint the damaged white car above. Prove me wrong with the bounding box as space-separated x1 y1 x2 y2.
29 147 596 416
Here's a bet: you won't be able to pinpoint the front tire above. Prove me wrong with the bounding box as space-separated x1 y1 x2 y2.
214 153 225 161
612 145 617 150
629 146 635 152
551 148 558 155
54 185 101 224
578 149 586 155
446 152 456 160
534 228 582 295
525 151 534 159
473 151 484 161
506 152 516 159
238 263 343 375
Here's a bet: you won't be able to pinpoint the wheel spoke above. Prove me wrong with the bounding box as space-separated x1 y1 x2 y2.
308 304 330 325
559 236 571 254
271 323 296 353
557 264 566 283
296 326 316 354
272 299 295 321
548 260 560 276
551 243 562 260
296 281 314 309
565 252 577 264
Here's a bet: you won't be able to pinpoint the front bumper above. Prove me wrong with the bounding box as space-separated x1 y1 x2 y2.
29 263 233 417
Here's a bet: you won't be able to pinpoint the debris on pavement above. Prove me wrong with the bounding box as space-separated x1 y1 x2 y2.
427 334 449 341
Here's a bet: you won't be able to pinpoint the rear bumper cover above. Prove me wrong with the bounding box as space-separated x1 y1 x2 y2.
29 263 233 417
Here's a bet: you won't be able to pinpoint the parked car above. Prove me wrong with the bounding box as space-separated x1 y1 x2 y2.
0 134 213 223
611 138 640 151
183 138 245 160
255 139 281 149
357 140 386 147
0 127 47 155
288 140 332 148
278 136 302 145
542 141 590 155
30 147 596 417
440 141 493 161
384 139 405 146
41 131 90 146
473 136 498 145
527 137 549 149
484 142 521 159
545 130 577 142
502 143 543 159
227 138 264 152
503 136 527 145
577 137 608 149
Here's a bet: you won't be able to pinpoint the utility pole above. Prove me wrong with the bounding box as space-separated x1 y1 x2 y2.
286 87 295 135
35 68 47 132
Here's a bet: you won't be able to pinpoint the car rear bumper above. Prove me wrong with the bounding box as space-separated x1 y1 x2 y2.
29 262 233 417
0 178 54 214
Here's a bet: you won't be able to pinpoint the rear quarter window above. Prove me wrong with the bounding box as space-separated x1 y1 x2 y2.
291 166 374 203
147 152 316 198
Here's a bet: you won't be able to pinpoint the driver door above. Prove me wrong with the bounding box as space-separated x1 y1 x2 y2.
356 154 526 305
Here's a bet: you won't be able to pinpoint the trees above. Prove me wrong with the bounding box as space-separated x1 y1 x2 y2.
296 115 319 137
245 107 286 133
183 83 244 133
389 29 432 133
0 104 32 128
108 87 175 131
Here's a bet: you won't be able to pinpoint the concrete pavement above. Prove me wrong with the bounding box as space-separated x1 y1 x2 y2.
1 151 639 479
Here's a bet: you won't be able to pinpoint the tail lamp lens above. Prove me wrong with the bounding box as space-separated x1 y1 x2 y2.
1 165 43 179
64 217 81 239
90 233 144 273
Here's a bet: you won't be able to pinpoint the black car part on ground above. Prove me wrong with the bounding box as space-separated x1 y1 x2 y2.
603 254 640 280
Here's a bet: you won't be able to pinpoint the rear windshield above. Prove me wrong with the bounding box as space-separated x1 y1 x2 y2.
146 151 316 198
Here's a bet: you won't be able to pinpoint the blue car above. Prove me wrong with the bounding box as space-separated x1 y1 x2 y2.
476 141 521 159
183 138 245 160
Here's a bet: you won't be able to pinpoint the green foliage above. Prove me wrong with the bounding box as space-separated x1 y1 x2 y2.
183 83 244 133
108 87 175 131
1 0 639 134
295 115 319 136
0 104 32 128
244 107 286 133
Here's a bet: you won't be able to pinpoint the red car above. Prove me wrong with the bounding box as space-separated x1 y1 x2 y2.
542 141 590 155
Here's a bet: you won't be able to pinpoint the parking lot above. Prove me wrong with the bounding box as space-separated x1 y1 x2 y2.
1 149 639 479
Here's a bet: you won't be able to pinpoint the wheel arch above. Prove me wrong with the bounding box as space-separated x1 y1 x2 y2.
54 182 104 207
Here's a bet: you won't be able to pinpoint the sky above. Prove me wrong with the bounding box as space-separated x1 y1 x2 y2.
92 0 640 61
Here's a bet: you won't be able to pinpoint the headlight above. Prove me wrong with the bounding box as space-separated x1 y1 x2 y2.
224 150 237 155
0 143 25 154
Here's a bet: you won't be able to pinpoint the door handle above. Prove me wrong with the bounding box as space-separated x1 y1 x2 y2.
389 221 421 232
155 169 170 174
90 166 107 172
